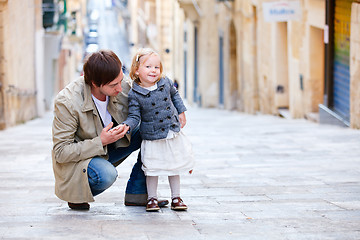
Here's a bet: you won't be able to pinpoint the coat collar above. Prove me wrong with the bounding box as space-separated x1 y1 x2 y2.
132 77 166 96
82 82 94 112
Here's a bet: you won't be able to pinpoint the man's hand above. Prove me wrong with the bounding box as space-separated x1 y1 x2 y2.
100 123 130 146
179 112 186 128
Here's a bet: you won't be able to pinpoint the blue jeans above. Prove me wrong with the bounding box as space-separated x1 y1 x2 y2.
87 127 146 196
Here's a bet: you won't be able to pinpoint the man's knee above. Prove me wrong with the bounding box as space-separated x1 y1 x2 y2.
88 157 118 191
103 166 118 188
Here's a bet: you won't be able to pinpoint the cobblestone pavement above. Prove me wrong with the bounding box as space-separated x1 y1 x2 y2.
0 106 360 239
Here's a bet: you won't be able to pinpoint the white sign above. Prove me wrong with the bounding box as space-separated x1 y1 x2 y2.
324 25 329 44
263 1 302 22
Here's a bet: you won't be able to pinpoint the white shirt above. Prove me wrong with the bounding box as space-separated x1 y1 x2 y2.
92 95 112 127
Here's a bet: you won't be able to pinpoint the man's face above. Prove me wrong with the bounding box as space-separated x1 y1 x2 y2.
97 70 124 98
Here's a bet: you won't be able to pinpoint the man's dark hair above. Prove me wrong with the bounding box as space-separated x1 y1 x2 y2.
83 50 122 87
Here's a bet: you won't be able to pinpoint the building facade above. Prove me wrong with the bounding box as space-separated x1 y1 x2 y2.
128 0 360 129
0 0 85 130
0 0 41 129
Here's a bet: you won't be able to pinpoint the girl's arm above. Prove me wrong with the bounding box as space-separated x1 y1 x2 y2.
178 112 186 128
122 92 141 132
168 77 187 115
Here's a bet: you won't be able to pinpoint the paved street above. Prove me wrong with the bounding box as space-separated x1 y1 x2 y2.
0 106 360 239
91 0 132 68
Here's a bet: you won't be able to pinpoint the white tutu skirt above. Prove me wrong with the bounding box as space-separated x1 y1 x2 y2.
140 131 195 176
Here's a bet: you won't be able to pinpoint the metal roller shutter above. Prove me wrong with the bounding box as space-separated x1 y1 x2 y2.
332 0 354 121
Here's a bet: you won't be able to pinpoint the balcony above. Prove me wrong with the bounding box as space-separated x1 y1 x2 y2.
177 0 202 22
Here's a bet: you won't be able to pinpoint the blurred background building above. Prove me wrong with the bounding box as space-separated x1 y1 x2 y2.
0 0 86 129
128 0 360 129
0 0 359 130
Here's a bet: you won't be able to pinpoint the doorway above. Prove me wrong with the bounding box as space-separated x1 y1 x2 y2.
229 21 238 110
219 35 224 107
275 22 289 109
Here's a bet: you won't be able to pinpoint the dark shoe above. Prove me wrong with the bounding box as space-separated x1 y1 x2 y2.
157 199 169 207
68 202 90 210
125 199 169 207
146 198 160 212
171 197 187 211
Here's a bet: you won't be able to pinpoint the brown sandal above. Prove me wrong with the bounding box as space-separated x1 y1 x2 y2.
146 198 160 211
171 197 187 211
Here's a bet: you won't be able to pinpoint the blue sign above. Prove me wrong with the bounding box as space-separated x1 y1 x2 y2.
263 1 302 22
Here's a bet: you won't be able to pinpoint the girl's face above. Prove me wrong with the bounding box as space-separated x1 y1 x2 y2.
136 54 161 87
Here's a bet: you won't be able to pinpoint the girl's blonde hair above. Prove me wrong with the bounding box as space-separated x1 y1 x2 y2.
129 48 164 84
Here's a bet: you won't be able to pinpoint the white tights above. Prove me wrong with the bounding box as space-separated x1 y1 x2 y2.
146 175 180 200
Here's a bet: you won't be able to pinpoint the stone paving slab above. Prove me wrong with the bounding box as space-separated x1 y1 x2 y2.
0 107 360 239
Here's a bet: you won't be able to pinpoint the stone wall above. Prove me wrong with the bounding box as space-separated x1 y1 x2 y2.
350 2 360 128
197 0 218 108
0 0 37 129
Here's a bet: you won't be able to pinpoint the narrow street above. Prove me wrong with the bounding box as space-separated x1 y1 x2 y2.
88 0 132 68
1 2 359 239
0 106 359 239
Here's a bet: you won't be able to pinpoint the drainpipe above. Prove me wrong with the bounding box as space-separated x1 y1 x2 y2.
324 0 334 107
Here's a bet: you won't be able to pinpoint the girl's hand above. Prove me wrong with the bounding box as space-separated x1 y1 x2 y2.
179 112 186 128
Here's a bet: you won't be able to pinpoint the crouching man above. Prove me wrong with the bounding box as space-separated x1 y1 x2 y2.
52 50 168 210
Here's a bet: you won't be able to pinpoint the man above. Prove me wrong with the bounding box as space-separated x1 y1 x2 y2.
52 50 168 210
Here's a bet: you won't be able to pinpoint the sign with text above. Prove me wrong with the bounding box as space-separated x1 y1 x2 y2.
263 1 302 22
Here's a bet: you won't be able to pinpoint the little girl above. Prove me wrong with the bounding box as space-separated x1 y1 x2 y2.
122 48 194 211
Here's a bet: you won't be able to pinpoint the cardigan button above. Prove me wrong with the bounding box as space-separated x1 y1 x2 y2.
159 119 163 123
155 111 159 115
161 128 165 131
83 169 86 173
164 97 168 101
167 116 171 119
152 103 156 106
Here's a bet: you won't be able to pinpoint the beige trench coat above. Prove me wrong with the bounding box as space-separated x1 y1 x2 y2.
52 76 131 203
